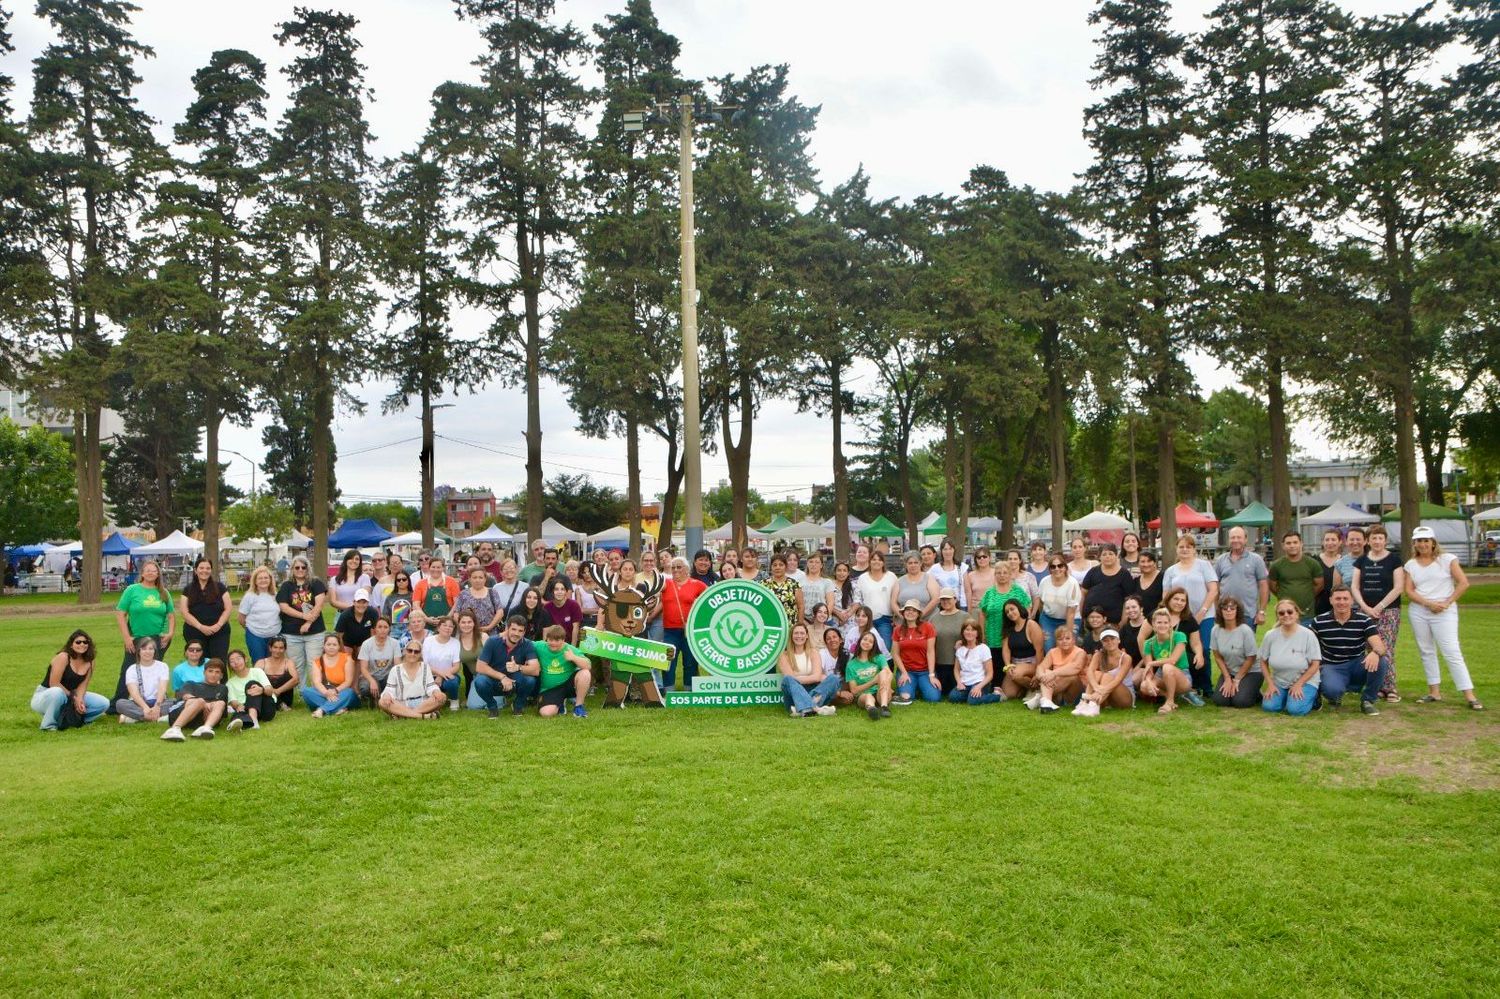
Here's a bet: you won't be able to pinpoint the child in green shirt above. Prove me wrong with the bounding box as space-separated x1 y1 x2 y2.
844 630 892 721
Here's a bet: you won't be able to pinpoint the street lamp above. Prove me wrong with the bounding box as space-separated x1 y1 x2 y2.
222 448 260 495
624 94 744 558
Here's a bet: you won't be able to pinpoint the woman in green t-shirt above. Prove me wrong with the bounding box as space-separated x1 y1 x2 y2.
845 630 892 721
112 559 177 709
1134 608 1197 714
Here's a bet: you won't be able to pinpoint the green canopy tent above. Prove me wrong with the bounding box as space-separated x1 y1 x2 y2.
920 514 949 537
1221 501 1274 527
758 514 794 533
1379 502 1465 521
858 515 905 539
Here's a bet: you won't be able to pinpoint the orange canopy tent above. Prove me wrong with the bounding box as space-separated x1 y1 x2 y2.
1146 503 1220 530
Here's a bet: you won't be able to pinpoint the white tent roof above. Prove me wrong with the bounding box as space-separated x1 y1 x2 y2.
132 530 205 556
1066 510 1134 531
385 529 456 547
1473 506 1500 523
1385 519 1470 545
821 515 870 532
917 511 941 529
517 517 585 544
1301 502 1379 525
706 523 766 542
47 540 83 554
465 523 514 542
772 520 830 541
1022 509 1055 530
968 516 1003 532
278 530 313 548
588 525 631 543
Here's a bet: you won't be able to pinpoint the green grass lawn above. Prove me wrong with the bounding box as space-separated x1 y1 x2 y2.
2 608 1496 997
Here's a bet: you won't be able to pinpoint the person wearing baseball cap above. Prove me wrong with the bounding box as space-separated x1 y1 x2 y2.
334 588 380 657
1404 526 1482 710
1075 628 1133 717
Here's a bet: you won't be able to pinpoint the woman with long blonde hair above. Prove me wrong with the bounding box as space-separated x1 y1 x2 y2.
237 565 283 665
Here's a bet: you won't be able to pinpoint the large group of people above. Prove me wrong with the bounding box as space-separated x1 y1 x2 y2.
31 525 1483 733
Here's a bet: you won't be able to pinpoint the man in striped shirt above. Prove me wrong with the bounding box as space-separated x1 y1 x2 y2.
1310 587 1388 715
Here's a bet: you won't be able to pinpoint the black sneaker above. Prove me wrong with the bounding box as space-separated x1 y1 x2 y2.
486 707 500 719
1360 701 1380 716
867 704 880 720
880 705 892 718
1324 697 1341 711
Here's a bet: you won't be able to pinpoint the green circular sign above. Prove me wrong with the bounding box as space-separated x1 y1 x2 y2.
687 579 789 678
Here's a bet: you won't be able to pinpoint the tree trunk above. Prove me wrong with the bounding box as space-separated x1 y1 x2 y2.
723 373 754 550
311 381 331 577
958 421 973 544
1157 413 1178 554
523 285 543 543
1393 369 1421 542
626 412 642 558
420 387 435 548
1128 413 1140 529
943 403 959 546
76 407 103 605
897 431 917 550
657 445 684 553
204 406 220 568
1421 433 1445 506
831 362 850 561
1267 353 1292 557
1045 322 1067 550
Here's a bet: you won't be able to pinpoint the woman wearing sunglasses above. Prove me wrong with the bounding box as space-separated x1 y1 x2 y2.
379 640 448 719
1037 556 1080 652
1257 599 1322 717
33 630 109 730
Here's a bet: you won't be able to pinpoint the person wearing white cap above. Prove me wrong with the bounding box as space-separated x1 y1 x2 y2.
333 588 380 657
1403 527 1482 709
1075 628 1133 716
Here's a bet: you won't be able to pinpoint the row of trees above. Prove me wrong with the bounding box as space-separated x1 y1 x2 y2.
2 0 1496 605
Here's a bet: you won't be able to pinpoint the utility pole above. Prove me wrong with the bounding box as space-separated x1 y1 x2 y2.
678 94 704 559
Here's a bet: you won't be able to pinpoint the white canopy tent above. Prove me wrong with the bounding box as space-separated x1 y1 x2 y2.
1022 509 1055 531
771 520 830 542
821 514 870 533
1472 506 1500 524
385 529 457 547
706 523 766 542
1385 519 1470 546
42 541 80 573
517 517 586 546
465 523 514 542
131 530 205 557
1065 510 1134 531
967 516 1003 533
916 511 942 530
1301 502 1379 526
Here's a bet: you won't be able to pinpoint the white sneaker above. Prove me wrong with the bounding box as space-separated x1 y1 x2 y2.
449 699 459 712
118 714 137 724
789 706 801 717
1072 701 1090 716
1024 692 1042 711
1039 697 1058 713
226 717 243 732
161 727 185 741
815 705 837 716
192 725 215 739
1085 701 1101 717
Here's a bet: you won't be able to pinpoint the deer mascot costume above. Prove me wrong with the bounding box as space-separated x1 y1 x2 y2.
591 564 667 708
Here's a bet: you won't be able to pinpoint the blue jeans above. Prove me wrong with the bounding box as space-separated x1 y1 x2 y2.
437 675 461 703
302 686 358 714
872 616 893 650
1192 616 1215 694
646 617 665 643
948 684 1001 705
31 686 109 729
1262 683 1317 716
896 671 942 702
474 672 538 713
1039 612 1066 653
244 631 274 665
780 673 842 713
662 628 696 690
1319 657 1385 706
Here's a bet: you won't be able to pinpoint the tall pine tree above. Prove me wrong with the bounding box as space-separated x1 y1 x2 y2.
1081 0 1197 549
260 8 378 573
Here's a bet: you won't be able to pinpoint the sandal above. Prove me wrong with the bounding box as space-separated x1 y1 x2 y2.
1416 695 1442 704
1157 701 1177 715
1383 692 1402 703
1469 701 1485 711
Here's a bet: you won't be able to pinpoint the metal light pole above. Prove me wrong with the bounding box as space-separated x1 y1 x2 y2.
223 448 259 496
677 94 704 559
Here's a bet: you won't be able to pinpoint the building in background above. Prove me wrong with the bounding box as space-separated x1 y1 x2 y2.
446 489 497 536
0 384 123 440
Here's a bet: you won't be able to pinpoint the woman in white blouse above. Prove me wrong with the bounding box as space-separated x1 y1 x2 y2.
421 614 464 709
1404 528 1480 709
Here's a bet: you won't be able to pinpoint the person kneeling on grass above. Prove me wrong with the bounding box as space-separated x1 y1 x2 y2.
473 615 541 718
225 649 276 730
34 629 109 731
1258 598 1322 717
161 658 229 741
779 623 839 717
1028 624 1087 713
1074 629 1133 717
116 636 174 724
948 618 1001 705
536 625 592 718
846 630 893 721
1134 609 1199 715
379 640 448 720
304 634 358 718
1311 587 1387 716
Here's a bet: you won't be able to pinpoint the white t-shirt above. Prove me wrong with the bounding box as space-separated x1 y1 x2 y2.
422 634 462 673
928 564 967 608
1039 576 1081 620
853 572 899 620
955 644 993 687
126 661 170 705
1405 553 1457 604
238 591 283 638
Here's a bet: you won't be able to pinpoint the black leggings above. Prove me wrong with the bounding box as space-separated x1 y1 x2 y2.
264 672 295 708
1210 670 1263 708
234 691 279 723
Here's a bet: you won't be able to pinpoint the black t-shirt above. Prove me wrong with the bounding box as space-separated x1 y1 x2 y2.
335 606 380 650
1315 556 1338 615
179 680 227 703
1136 573 1164 617
1081 566 1138 624
276 578 328 634
1353 552 1401 610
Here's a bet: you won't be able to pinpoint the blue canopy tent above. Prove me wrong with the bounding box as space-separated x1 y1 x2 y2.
325 519 395 549
6 542 51 565
101 531 141 556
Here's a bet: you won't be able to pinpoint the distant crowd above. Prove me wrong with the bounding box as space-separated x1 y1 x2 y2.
31 523 1481 735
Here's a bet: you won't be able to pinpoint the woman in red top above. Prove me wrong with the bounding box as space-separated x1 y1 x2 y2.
661 557 707 691
892 599 939 704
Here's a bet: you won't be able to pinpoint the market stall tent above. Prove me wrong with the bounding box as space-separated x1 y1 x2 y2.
858 515 905 539
100 531 141 556
1147 503 1220 530
326 519 395 548
1382 502 1469 547
465 523 514 542
771 520 829 542
1065 510 1134 531
1300 502 1379 525
132 530 204 556
1221 501 1274 527
758 514 794 533
705 523 766 542
821 514 870 533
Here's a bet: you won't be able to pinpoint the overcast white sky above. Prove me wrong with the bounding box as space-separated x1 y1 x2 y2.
6 0 1418 507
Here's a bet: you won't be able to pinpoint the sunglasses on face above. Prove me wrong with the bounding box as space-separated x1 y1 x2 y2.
405 648 422 654
1277 609 1297 617
1050 563 1066 570
72 638 91 646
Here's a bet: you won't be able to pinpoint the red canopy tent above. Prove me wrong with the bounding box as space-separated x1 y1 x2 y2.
1146 503 1220 530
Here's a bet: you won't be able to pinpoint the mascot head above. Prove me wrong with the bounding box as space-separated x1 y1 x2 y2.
593 564 665 638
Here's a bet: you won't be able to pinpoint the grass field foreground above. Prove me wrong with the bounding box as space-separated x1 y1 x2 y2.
1 607 1496 996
